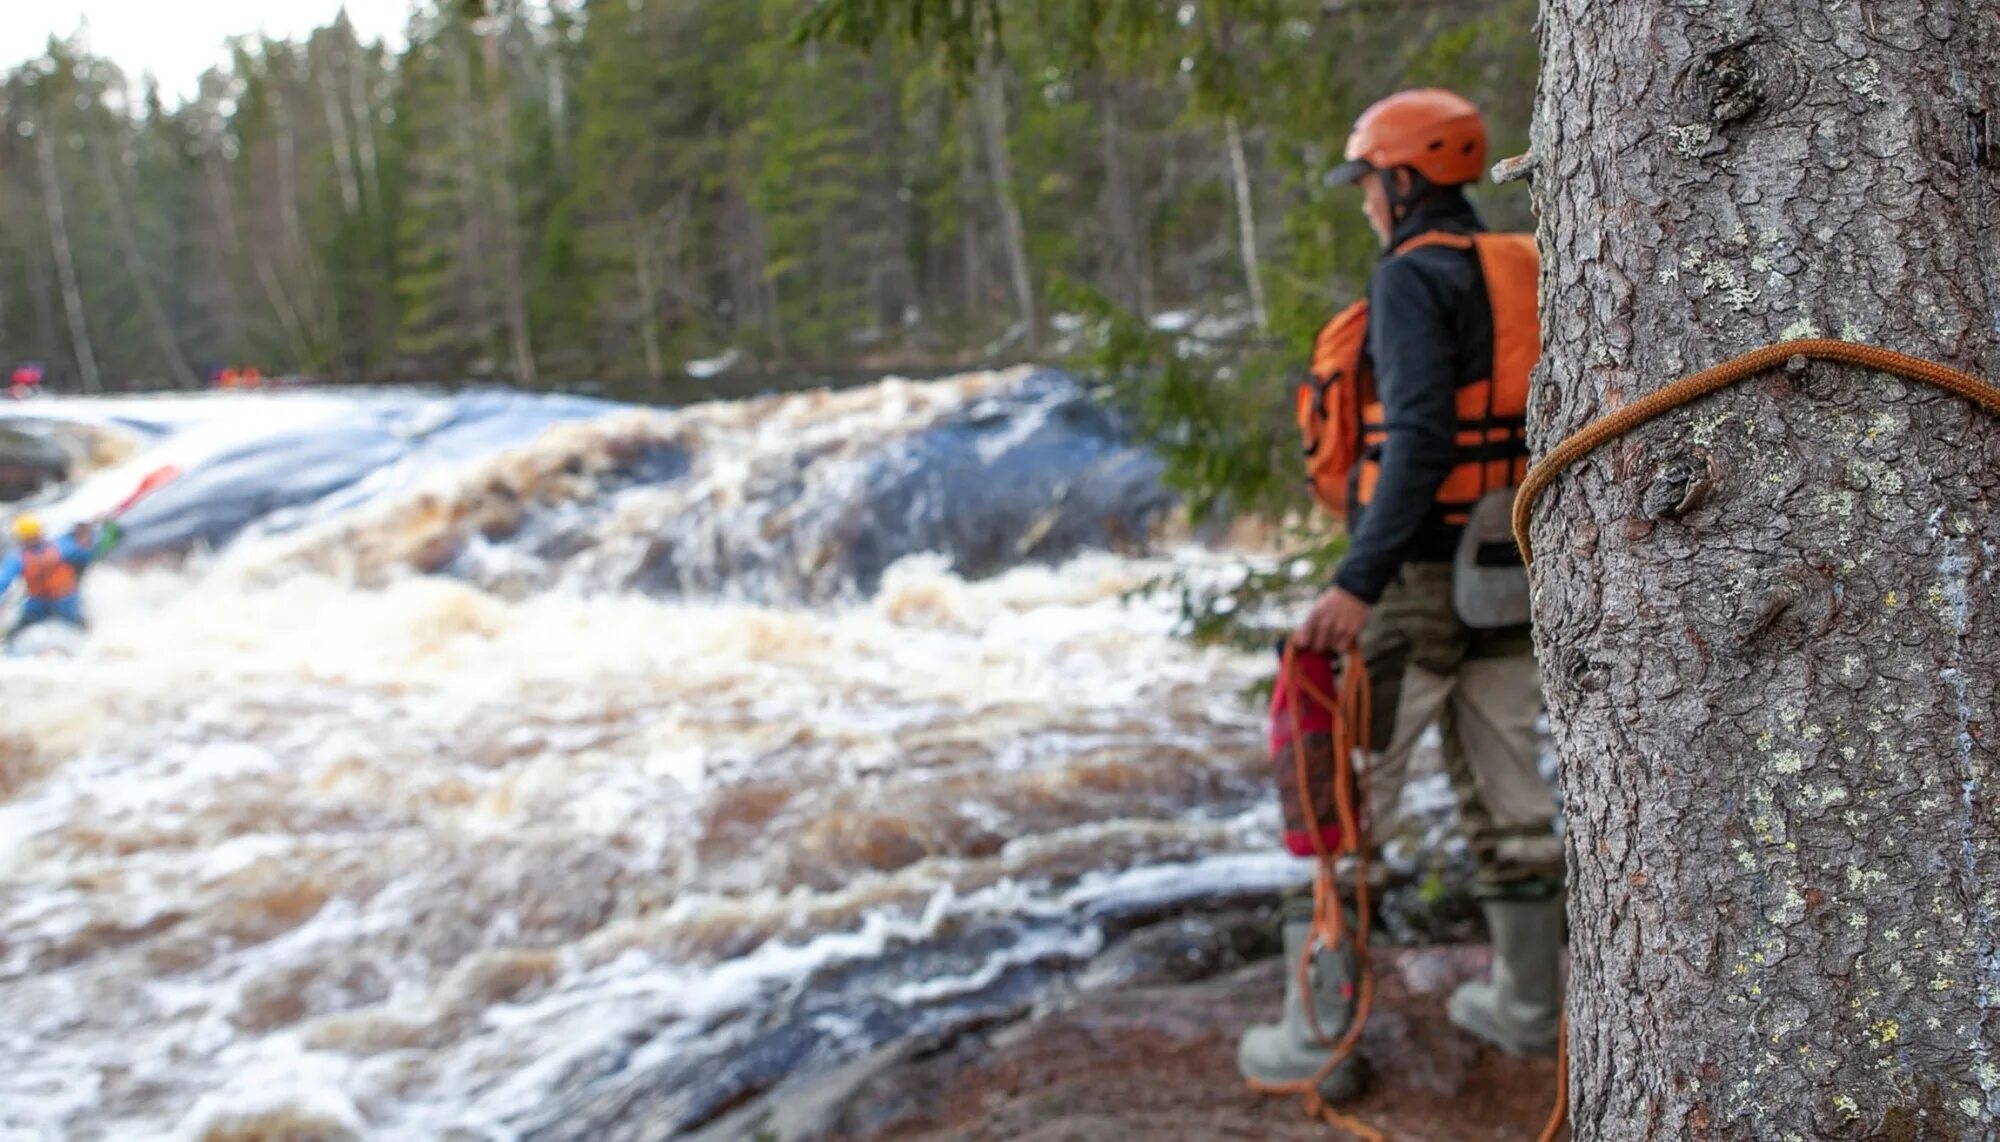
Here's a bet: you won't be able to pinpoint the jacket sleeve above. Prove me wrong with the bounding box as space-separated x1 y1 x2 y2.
58 536 92 569
0 553 19 595
1332 254 1463 603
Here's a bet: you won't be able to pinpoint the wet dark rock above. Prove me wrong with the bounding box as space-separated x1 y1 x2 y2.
630 370 1175 603
1073 910 1275 991
107 391 617 558
0 425 68 502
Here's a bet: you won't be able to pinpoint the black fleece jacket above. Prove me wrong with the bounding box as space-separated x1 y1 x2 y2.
1332 190 1495 604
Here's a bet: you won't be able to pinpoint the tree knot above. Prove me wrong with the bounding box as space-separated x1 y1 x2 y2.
1695 40 1766 125
1640 449 1718 521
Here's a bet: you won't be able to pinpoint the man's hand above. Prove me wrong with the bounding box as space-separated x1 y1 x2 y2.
1296 587 1371 655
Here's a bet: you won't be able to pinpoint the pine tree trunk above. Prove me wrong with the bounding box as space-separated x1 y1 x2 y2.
346 48 383 209
631 220 665 381
1100 82 1149 318
873 56 921 333
90 132 200 389
957 103 984 320
449 42 499 371
200 101 308 366
1529 2 2000 1136
481 25 538 385
35 129 100 393
268 76 325 338
1224 115 1268 333
208 133 308 367
976 59 1037 351
316 58 363 217
27 229 59 370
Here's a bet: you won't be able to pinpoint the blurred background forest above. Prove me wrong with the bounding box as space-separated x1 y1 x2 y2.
0 0 1535 512
0 0 1536 382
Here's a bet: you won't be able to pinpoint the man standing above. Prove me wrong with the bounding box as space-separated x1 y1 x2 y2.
2 514 121 645
1238 89 1564 1099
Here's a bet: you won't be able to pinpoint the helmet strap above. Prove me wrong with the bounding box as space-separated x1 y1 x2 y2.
1378 166 1436 225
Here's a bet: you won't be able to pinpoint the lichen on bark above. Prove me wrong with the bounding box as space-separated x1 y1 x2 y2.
1528 1 2000 1137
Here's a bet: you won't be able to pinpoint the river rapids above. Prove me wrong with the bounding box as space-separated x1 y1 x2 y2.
0 370 1326 1141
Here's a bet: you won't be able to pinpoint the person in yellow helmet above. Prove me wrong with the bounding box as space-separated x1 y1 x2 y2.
3 512 122 644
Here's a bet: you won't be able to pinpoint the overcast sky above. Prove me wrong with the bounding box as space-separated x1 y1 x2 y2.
0 0 414 104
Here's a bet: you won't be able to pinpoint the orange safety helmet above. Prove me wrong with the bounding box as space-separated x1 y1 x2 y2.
1329 89 1487 189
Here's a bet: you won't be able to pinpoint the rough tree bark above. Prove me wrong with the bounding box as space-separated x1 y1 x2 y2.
1530 2 2000 1137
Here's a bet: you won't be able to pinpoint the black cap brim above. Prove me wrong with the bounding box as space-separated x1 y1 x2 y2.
1326 158 1373 186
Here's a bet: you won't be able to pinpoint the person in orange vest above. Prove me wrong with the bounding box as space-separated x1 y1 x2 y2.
2 513 122 644
1241 89 1563 1099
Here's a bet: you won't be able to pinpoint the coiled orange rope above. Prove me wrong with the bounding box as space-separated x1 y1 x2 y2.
1248 643 1382 1141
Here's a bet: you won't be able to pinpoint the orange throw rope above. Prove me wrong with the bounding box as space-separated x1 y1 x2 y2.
1248 644 1383 1141
1537 1015 1570 1142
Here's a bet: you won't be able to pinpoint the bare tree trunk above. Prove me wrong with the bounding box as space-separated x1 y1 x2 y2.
316 56 363 217
267 73 324 335
35 129 100 393
544 43 569 174
750 203 784 360
205 130 308 365
1224 115 1268 333
1100 82 1149 318
26 223 58 369
631 220 664 380
347 48 383 209
976 59 1037 351
449 42 498 370
90 132 200 389
872 55 921 333
481 24 538 385
1529 2 2000 1136
957 103 984 320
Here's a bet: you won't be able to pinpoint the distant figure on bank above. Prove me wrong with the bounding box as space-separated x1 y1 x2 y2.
8 362 44 400
1 513 122 644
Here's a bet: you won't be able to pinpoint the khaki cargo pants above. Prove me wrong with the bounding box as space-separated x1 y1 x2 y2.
1359 562 1561 892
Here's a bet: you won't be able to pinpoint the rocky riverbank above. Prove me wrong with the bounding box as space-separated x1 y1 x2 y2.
701 909 1563 1142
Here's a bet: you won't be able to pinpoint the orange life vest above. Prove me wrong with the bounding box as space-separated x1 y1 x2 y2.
1297 230 1541 524
20 542 76 601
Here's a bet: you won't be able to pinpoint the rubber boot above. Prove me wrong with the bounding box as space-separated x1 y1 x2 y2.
1236 896 1366 1101
1448 895 1563 1055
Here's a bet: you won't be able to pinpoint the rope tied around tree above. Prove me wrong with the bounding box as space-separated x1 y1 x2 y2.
1507 337 2000 1142
1512 339 2000 564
